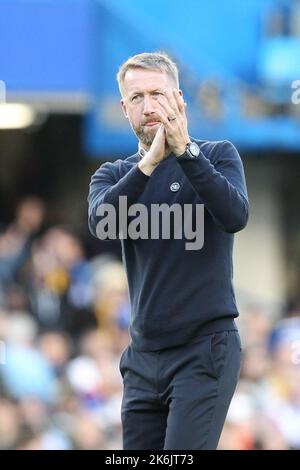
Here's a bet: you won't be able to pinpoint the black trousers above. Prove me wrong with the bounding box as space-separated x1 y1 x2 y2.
119 329 242 450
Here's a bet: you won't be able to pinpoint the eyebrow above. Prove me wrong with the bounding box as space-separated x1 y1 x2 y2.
130 88 165 97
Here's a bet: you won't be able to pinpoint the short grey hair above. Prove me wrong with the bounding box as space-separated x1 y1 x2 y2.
116 51 179 95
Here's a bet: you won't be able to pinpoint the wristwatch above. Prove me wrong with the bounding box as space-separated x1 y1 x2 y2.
179 141 200 159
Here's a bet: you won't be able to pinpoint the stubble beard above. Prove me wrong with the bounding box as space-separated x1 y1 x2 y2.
131 121 170 155
132 122 158 148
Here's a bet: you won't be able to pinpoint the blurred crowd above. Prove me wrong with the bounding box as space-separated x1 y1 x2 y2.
0 196 130 449
0 196 300 450
219 305 300 450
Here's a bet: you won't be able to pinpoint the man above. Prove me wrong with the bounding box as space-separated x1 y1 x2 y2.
88 52 249 450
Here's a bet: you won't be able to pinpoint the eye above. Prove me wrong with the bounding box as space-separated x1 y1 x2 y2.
131 95 142 102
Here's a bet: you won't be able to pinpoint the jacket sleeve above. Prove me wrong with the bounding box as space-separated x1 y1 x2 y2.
87 161 149 238
177 140 249 233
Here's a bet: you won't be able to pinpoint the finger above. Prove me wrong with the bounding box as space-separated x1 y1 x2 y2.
156 97 176 120
173 89 185 114
164 89 180 115
154 107 172 128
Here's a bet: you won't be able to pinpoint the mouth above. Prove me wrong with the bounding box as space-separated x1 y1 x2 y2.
144 121 160 127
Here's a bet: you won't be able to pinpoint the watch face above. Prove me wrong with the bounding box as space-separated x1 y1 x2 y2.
189 142 200 157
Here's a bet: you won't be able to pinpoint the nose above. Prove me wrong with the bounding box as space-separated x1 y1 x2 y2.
143 95 156 115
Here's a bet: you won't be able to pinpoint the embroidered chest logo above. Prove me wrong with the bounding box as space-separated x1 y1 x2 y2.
170 182 180 192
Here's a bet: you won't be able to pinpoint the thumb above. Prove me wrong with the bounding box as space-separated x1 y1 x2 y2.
155 123 164 136
151 124 164 146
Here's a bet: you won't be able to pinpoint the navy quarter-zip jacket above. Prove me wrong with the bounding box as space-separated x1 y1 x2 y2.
88 139 249 351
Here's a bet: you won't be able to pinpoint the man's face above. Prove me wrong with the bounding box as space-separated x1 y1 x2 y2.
120 68 179 148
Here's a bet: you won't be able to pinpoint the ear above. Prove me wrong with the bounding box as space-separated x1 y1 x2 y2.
121 99 128 119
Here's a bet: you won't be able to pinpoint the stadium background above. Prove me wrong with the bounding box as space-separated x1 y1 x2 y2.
0 0 300 449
